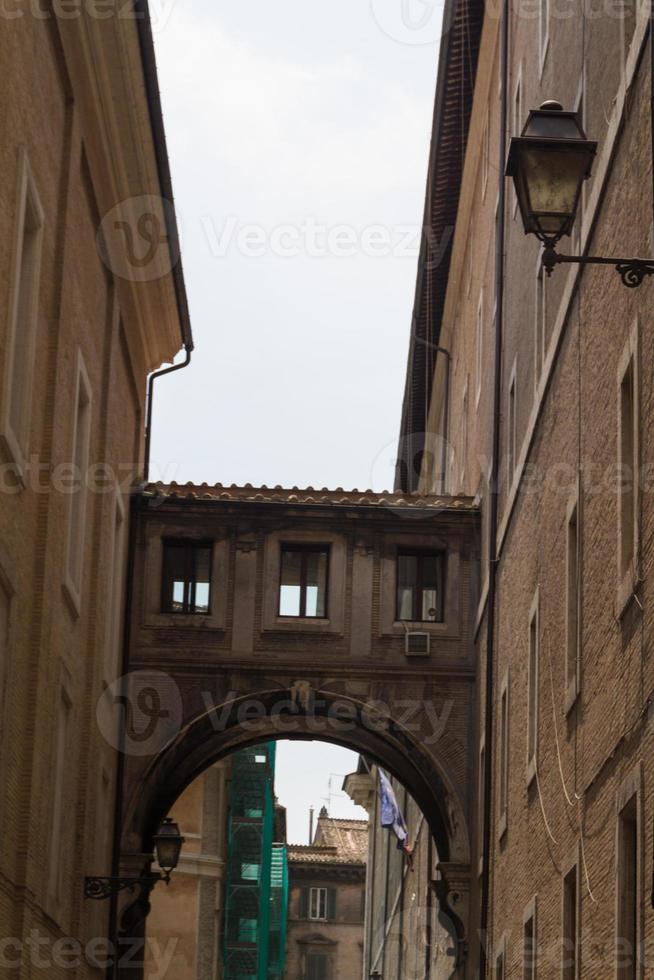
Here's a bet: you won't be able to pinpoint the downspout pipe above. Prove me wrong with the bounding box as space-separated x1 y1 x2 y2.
479 0 509 972
143 346 192 483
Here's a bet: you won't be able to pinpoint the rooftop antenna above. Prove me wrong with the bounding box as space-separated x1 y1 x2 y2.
309 807 314 845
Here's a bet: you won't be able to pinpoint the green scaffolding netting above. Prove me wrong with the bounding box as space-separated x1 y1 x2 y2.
223 743 288 980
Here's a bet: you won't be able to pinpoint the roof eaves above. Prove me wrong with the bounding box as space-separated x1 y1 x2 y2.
134 0 194 352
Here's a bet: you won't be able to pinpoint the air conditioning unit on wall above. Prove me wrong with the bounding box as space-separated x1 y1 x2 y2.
405 631 430 656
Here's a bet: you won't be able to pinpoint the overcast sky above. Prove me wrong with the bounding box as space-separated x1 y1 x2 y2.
151 0 442 841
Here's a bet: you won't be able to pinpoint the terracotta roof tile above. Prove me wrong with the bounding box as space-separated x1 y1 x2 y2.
145 482 477 512
288 816 368 866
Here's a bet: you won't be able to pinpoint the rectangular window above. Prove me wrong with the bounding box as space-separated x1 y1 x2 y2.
162 540 213 614
566 497 580 707
279 546 329 618
1 149 44 470
617 795 639 978
535 261 546 388
309 887 328 921
498 671 509 837
307 952 329 980
523 903 536 980
105 492 126 678
619 353 638 583
508 367 517 481
527 593 539 782
496 948 505 980
562 864 578 979
65 354 92 612
49 687 71 900
396 551 444 623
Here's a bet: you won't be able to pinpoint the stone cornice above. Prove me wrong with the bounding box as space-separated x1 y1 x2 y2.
55 4 187 376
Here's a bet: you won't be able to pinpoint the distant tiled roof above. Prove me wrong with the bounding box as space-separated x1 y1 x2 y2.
144 482 476 512
288 816 368 866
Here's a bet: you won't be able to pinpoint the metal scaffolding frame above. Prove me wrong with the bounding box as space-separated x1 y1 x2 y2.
223 743 287 980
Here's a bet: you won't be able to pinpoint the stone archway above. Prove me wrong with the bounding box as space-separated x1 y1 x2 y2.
116 686 472 978
112 485 479 977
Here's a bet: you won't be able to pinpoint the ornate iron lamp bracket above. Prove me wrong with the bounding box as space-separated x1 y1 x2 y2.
84 870 169 900
542 245 654 288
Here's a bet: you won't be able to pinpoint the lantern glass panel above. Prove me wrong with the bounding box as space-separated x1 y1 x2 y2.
523 148 585 223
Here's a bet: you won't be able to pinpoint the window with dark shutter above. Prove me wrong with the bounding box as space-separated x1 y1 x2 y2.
307 952 329 980
309 886 328 920
299 887 310 919
326 888 337 921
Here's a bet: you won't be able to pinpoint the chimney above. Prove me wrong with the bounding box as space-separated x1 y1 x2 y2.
309 807 314 844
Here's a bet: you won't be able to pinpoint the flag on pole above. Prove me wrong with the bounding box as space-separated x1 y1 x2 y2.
378 769 413 861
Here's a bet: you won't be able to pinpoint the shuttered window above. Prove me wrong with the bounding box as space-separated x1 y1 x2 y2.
307 952 329 980
301 887 336 921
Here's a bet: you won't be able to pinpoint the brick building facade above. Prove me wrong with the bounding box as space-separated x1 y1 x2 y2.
398 0 654 973
0 2 189 976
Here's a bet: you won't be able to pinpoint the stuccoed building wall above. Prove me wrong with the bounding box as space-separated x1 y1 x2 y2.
284 810 367 980
144 761 231 980
0 3 189 977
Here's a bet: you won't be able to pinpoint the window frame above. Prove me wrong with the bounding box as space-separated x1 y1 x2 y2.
278 544 330 620
615 764 643 980
306 950 330 980
617 321 640 614
395 549 445 624
476 290 484 408
495 934 507 979
309 886 328 921
498 667 510 840
48 671 73 909
105 486 126 681
0 147 44 481
161 538 214 615
63 350 93 617
523 895 537 980
565 489 581 713
562 854 580 980
527 589 540 786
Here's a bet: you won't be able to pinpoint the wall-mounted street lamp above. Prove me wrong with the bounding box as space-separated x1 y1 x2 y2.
84 818 185 900
506 101 654 287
